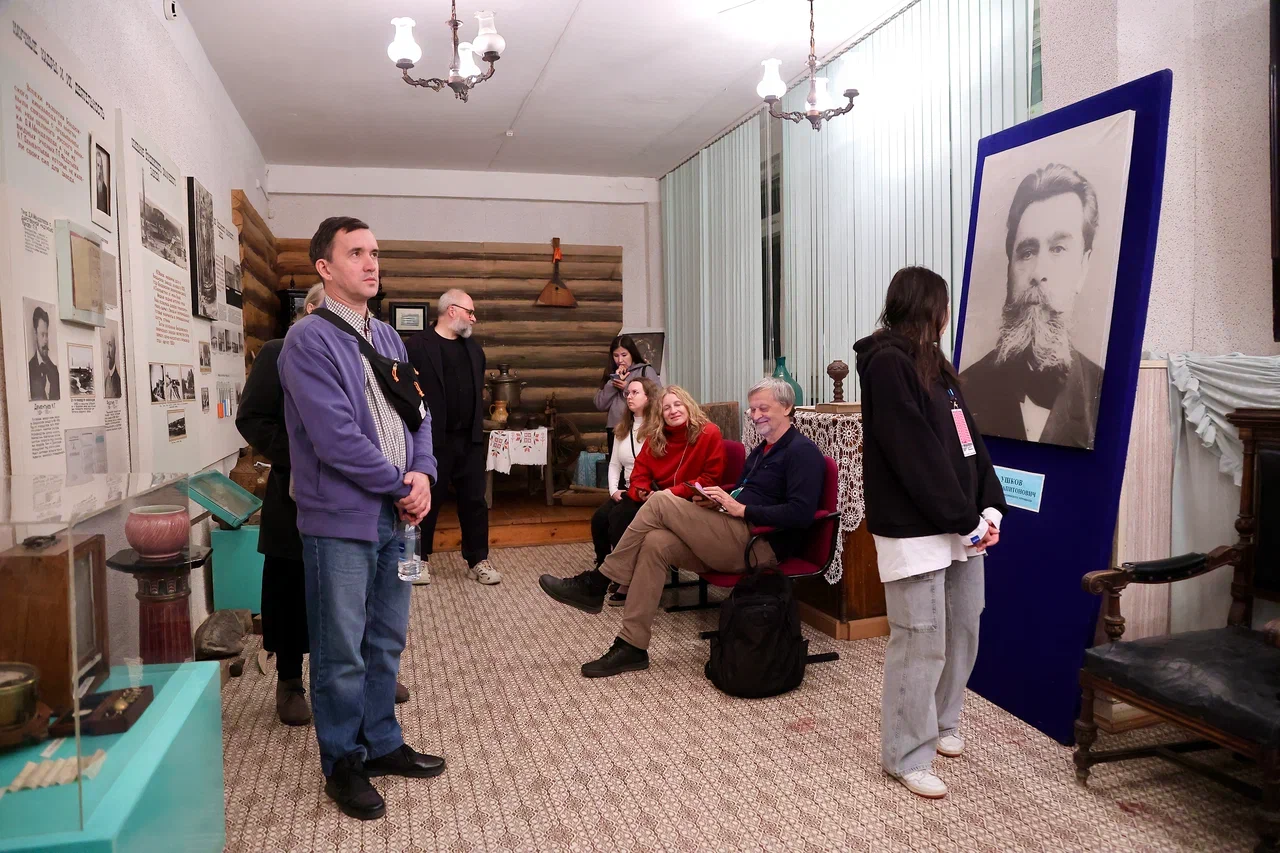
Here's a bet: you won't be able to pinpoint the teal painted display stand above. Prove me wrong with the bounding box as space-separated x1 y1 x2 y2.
0 662 225 853
211 525 264 614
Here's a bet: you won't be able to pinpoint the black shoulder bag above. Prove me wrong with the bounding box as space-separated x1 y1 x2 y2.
314 307 427 431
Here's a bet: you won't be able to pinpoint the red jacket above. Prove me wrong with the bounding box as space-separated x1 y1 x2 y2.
628 422 725 501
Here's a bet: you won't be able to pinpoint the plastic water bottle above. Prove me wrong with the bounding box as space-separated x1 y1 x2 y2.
398 524 422 582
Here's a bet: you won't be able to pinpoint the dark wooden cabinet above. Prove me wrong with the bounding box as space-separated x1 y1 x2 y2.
794 523 888 640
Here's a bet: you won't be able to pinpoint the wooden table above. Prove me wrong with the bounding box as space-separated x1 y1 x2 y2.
483 428 554 508
743 408 887 640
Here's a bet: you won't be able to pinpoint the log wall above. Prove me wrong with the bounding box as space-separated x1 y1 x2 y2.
272 238 624 451
231 190 277 367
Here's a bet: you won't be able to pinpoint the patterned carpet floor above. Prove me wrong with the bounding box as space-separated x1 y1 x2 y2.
220 543 1256 852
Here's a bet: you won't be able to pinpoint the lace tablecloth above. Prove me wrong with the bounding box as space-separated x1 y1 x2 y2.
742 409 865 584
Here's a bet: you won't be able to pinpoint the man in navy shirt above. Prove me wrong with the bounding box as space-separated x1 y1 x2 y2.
539 377 826 677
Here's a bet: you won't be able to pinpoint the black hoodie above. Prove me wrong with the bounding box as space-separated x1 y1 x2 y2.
853 331 1007 539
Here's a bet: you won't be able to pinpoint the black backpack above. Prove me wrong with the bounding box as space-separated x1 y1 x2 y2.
702 570 838 698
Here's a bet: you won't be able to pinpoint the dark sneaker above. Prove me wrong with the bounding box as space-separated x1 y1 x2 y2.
364 744 447 779
276 678 311 726
538 570 609 614
324 755 385 820
606 591 627 607
395 682 409 704
582 637 650 678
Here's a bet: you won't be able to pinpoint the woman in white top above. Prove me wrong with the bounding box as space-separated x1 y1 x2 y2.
591 376 661 604
854 267 1007 802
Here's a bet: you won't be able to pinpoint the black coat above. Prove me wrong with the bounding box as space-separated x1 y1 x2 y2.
853 331 1007 539
958 347 1103 450
404 328 487 446
235 338 301 560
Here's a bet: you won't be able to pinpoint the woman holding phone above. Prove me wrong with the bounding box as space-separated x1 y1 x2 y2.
604 385 726 605
854 266 1006 801
591 376 660 575
593 335 658 458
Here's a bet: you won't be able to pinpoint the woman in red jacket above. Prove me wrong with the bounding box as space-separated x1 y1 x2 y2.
608 385 725 605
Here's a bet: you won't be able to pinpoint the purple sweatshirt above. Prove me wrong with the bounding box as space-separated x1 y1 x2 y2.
277 311 437 543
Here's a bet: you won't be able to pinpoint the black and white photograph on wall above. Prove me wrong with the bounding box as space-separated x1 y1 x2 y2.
201 387 209 413
187 176 217 320
623 329 666 374
235 382 243 412
67 344 94 398
956 111 1136 451
149 363 165 404
183 367 196 401
224 256 242 308
235 331 243 354
167 408 186 442
102 319 122 399
24 297 60 402
199 340 212 372
220 328 230 354
163 364 182 402
89 134 112 232
140 171 187 269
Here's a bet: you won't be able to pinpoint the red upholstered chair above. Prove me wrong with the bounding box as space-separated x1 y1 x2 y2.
666 439 747 592
667 455 842 612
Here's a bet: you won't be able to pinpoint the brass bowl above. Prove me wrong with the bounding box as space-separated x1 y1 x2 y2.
0 662 38 729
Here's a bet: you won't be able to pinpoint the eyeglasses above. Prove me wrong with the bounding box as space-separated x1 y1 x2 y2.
452 305 477 319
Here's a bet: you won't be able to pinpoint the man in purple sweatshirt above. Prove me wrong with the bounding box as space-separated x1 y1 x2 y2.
277 216 441 821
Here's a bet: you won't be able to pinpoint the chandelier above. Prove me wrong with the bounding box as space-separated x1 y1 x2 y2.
387 1 506 103
755 0 858 130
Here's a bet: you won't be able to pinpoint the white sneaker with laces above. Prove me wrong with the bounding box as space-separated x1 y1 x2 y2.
938 734 965 757
411 558 431 586
897 769 947 799
466 559 501 585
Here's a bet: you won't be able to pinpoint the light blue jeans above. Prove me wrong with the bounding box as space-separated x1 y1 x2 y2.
302 500 410 777
881 557 985 777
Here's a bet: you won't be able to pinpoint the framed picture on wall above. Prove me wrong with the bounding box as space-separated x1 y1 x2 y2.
389 302 428 334
88 133 112 232
621 328 666 374
187 176 218 320
55 219 107 327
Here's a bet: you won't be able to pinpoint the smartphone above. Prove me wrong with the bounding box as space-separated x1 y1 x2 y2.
684 481 713 499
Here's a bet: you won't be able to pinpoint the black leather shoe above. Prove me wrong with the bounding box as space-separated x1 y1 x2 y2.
395 682 409 704
539 570 609 614
324 755 385 821
364 744 447 779
582 637 649 678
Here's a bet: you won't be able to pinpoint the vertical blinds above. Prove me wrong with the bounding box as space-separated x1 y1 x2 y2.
780 0 1034 402
660 116 764 404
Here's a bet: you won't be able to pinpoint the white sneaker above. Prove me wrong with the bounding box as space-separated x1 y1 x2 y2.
466 559 501 585
896 769 947 799
411 559 431 586
938 734 965 757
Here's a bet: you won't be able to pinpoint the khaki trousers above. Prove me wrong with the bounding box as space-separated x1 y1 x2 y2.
599 490 776 649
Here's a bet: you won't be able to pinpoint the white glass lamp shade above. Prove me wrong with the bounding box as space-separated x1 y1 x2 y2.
473 11 506 59
810 77 835 112
757 59 785 101
388 18 421 67
458 42 483 78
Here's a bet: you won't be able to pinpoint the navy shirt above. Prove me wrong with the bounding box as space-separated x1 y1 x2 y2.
736 426 826 560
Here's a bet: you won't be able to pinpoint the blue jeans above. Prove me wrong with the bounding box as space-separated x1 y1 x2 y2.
880 557 985 776
302 500 409 777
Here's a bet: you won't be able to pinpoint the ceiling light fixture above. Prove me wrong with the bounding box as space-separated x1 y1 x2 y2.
756 0 858 130
387 1 505 103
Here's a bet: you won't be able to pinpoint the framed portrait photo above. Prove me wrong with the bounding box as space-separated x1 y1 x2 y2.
88 134 112 232
187 176 218 320
390 302 428 334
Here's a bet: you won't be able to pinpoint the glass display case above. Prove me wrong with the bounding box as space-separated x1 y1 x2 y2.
0 474 224 850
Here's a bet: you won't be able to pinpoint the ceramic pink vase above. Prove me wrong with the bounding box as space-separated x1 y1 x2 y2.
125 505 190 559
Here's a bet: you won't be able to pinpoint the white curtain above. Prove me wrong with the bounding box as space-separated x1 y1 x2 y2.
781 0 1034 403
661 117 764 405
1165 353 1280 632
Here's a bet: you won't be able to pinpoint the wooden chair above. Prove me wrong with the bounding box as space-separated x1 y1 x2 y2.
1074 408 1280 853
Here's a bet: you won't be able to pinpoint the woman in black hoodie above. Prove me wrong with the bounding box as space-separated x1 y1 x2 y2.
853 266 1007 801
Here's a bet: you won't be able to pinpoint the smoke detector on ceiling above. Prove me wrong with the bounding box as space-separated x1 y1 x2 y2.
163 1 179 21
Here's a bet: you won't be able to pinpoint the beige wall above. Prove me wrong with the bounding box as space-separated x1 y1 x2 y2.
1042 0 1278 357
